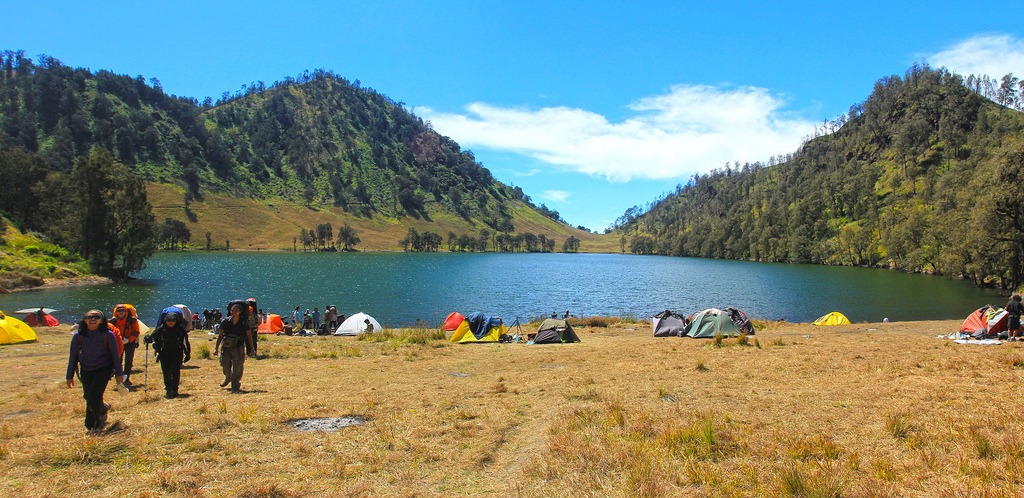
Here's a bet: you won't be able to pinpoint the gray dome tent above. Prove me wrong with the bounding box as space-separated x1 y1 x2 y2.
533 318 580 344
653 310 689 337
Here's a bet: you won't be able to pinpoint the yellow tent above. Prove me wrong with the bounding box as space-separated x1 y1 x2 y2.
813 311 851 326
448 312 505 343
0 311 38 344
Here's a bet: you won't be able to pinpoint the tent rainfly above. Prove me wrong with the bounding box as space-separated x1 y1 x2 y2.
448 312 505 343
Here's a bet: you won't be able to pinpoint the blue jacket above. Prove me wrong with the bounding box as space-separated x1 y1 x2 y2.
66 327 125 379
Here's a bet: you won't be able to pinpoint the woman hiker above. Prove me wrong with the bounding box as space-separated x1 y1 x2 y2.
149 307 191 398
66 310 126 435
215 301 255 391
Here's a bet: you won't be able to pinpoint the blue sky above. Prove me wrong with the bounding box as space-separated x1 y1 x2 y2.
3 1 1023 231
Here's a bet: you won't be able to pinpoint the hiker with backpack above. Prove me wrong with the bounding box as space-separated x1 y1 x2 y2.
66 310 126 435
148 307 191 398
214 301 255 391
111 304 141 386
1007 294 1024 341
245 298 259 356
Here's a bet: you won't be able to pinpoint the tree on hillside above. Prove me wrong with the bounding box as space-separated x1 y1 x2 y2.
990 141 1024 288
337 223 360 251
159 218 191 250
563 235 581 253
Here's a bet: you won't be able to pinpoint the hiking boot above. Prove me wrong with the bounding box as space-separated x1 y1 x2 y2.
220 377 230 387
95 403 109 432
230 382 241 392
123 379 132 386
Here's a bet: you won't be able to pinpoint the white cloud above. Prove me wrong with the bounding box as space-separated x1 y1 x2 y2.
540 190 571 203
926 34 1024 80
416 85 815 182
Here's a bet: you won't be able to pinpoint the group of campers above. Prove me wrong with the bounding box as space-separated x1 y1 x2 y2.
289 305 344 335
65 299 260 435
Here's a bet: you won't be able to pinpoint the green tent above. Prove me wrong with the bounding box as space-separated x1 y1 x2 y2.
684 308 743 338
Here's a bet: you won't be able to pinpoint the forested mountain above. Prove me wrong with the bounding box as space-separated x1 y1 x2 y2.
0 50 590 278
0 50 538 228
619 65 1024 289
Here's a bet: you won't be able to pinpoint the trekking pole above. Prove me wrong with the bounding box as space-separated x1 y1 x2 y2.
144 341 149 393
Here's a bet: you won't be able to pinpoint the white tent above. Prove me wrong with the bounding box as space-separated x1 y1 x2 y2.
334 312 382 336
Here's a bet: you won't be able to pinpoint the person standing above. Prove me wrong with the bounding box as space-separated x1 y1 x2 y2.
312 307 321 333
66 310 126 435
110 304 141 386
1007 294 1024 340
149 307 191 398
293 306 301 331
324 306 338 331
215 302 254 391
245 298 259 356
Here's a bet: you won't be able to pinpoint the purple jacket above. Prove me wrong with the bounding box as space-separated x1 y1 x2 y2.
66 327 125 380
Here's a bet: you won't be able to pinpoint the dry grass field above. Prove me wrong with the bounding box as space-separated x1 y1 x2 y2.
3 319 1024 497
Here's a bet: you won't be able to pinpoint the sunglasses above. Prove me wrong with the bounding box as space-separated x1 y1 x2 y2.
165 318 178 322
85 315 102 320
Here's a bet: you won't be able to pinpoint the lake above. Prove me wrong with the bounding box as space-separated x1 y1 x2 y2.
0 251 1005 327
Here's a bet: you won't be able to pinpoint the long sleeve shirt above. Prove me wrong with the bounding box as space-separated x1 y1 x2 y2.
66 328 125 379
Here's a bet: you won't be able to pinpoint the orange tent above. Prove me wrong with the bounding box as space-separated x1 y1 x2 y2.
442 312 466 332
257 314 284 334
960 305 1008 335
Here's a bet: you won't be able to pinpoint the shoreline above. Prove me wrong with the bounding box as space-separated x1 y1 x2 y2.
8 275 114 293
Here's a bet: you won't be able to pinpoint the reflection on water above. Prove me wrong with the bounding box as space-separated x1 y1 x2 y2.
0 252 1005 327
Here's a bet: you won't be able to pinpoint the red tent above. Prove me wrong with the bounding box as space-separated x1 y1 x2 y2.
257 314 284 334
20 309 59 327
442 312 466 332
959 306 1008 334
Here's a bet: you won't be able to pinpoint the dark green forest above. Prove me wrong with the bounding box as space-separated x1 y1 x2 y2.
619 65 1024 289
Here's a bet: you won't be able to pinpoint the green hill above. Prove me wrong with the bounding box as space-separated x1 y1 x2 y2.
618 65 1024 289
0 50 609 270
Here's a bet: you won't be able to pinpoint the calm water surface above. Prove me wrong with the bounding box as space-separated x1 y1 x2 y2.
0 252 1005 327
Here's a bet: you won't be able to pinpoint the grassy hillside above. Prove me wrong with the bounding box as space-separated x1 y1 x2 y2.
0 222 93 291
148 183 617 252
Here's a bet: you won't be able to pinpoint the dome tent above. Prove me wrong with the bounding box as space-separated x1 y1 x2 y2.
684 308 753 338
533 318 580 344
652 310 688 337
448 312 505 343
813 311 851 326
334 312 382 336
0 311 37 345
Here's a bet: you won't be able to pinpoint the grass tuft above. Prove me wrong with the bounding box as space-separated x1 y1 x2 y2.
238 483 300 498
885 412 916 439
41 439 132 467
712 332 725 348
195 343 212 360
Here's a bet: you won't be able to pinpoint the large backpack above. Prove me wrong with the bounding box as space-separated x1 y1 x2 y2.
152 307 190 356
